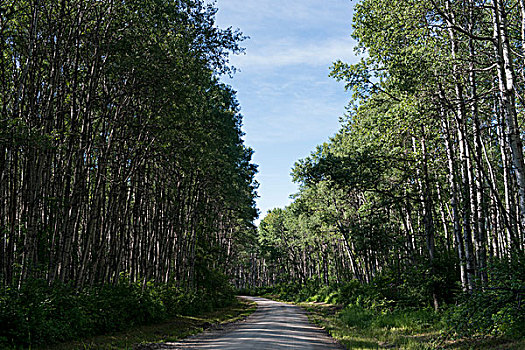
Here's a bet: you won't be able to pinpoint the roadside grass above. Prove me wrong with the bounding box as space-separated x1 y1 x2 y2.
41 297 256 350
297 302 525 350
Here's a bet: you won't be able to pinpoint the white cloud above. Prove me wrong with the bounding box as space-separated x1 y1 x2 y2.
231 37 358 69
211 0 359 70
207 0 358 221
213 0 353 28
241 87 345 144
230 68 349 143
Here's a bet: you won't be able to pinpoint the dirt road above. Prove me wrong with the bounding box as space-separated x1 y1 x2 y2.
158 296 342 349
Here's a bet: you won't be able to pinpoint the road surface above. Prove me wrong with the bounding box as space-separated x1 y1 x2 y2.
158 296 342 349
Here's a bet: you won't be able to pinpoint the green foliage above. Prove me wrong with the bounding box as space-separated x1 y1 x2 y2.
370 308 438 331
0 0 257 296
85 281 167 334
0 276 235 348
446 257 525 339
251 258 524 340
240 0 525 346
339 304 376 328
250 280 383 308
369 253 459 308
250 256 457 310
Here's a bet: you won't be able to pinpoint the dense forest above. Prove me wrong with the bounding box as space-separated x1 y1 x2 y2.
239 0 525 341
0 0 258 347
2 0 525 347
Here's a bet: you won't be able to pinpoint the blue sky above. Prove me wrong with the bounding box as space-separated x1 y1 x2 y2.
212 0 359 223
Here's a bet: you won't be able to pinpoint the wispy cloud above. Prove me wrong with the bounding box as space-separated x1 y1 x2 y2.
214 0 353 29
238 73 346 145
209 0 358 220
232 37 359 69
214 0 357 69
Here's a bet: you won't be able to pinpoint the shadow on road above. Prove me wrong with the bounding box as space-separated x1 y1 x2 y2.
161 297 342 349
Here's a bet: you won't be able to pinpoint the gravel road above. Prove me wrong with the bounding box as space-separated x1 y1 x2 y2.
156 296 343 349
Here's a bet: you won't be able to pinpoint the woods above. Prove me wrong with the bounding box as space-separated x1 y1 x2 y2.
2 0 525 347
0 0 257 290
240 0 525 340
0 0 258 346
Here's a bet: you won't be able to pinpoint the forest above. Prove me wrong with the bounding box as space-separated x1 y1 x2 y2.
0 0 258 347
1 0 525 348
237 0 525 346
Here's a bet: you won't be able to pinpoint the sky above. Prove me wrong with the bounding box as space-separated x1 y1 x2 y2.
211 0 360 224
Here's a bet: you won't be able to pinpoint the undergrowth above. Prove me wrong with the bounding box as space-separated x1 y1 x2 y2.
45 297 257 350
0 273 235 349
239 257 525 348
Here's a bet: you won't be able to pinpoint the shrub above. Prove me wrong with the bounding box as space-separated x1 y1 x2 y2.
339 304 375 328
0 274 235 348
446 256 525 339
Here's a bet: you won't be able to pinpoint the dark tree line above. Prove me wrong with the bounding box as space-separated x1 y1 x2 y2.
0 0 258 290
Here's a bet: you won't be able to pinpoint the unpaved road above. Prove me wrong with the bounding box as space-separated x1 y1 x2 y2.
157 296 343 349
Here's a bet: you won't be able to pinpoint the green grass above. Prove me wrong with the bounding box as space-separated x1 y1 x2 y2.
296 301 525 350
40 297 256 350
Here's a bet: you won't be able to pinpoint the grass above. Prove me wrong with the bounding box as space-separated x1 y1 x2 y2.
41 297 256 350
295 301 525 350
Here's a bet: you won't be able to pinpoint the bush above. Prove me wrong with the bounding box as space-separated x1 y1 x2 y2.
84 281 167 334
446 256 525 339
339 303 439 334
0 274 235 348
446 288 525 338
339 304 375 328
245 279 386 307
